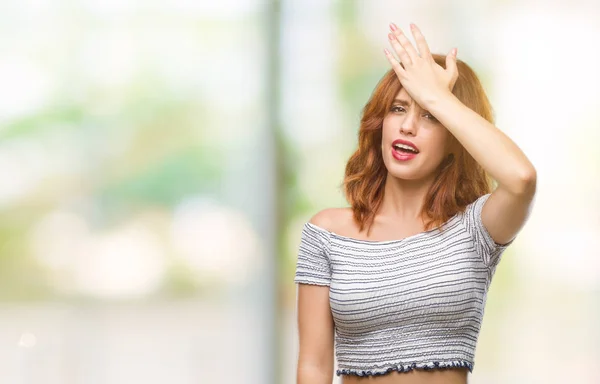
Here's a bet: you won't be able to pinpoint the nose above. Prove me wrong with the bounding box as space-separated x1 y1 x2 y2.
399 110 417 136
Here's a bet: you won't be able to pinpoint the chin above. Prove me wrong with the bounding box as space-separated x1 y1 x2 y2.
387 169 432 181
384 149 445 180
385 160 440 182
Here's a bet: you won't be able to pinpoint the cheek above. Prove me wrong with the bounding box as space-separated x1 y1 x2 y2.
423 128 449 153
381 118 395 147
381 117 394 137
435 137 450 154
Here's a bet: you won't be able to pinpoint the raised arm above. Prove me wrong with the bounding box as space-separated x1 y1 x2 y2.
384 22 536 245
425 91 536 245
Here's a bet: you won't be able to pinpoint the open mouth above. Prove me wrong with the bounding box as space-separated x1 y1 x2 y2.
393 143 419 154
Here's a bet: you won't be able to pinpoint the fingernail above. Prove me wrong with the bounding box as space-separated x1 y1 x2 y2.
410 23 416 29
390 23 398 31
388 33 395 40
384 48 390 55
453 48 458 56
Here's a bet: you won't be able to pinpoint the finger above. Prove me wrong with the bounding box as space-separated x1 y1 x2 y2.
445 47 457 71
384 48 406 76
446 48 459 88
388 32 412 66
390 24 420 62
409 23 431 59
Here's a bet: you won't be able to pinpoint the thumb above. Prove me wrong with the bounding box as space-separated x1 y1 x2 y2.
446 47 457 71
446 47 459 87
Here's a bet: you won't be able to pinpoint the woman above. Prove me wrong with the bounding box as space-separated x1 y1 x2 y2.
294 23 536 384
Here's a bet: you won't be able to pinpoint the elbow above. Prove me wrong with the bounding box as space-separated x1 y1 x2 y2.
512 166 537 196
296 363 333 384
297 352 334 383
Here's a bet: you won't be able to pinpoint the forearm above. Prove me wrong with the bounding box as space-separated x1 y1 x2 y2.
426 91 536 195
297 363 333 384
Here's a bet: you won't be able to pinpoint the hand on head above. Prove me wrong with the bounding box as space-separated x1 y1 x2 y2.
384 23 459 109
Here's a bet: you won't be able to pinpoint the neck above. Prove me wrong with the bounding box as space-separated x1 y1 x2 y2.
379 173 436 221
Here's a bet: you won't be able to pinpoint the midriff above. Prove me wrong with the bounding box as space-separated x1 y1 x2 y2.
341 367 469 384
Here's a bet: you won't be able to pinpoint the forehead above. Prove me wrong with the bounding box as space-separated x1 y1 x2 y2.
395 88 411 100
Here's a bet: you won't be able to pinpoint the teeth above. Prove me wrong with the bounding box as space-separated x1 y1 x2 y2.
394 143 418 153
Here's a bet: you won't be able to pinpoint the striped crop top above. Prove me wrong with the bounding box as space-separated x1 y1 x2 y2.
294 193 515 377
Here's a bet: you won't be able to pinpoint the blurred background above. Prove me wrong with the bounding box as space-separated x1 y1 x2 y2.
0 0 598 383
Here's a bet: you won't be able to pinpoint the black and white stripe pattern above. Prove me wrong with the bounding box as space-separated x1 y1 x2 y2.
294 193 514 377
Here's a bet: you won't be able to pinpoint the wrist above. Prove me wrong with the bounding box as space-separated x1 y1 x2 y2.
423 90 461 117
421 89 456 111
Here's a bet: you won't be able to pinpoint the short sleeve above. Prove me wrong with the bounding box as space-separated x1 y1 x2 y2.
294 223 332 286
460 193 516 269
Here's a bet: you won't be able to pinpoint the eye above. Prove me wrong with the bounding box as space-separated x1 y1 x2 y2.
391 105 406 113
424 113 439 122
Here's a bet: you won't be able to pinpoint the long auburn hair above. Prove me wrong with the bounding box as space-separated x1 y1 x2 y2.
343 54 493 234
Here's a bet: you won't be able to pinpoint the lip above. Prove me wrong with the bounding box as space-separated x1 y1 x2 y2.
391 138 419 161
391 147 418 161
391 139 419 152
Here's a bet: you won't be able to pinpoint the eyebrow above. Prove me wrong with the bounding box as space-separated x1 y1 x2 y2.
391 99 432 114
392 98 411 106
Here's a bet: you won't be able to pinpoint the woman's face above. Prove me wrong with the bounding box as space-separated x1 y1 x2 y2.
381 88 452 181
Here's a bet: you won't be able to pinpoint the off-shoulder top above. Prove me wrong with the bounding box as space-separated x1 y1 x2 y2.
294 193 515 377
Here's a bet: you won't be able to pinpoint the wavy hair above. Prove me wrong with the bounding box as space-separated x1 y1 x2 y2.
343 54 493 234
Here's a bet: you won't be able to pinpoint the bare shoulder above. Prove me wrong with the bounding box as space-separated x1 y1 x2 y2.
309 207 355 234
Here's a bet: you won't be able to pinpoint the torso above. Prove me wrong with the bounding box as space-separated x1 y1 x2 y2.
323 207 473 384
327 207 429 242
341 367 469 384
